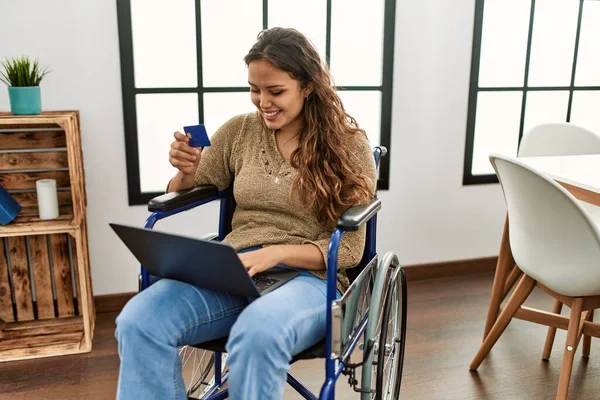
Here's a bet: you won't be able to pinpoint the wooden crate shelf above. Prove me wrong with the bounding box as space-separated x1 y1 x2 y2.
0 317 85 361
0 111 94 362
0 317 84 351
0 213 76 237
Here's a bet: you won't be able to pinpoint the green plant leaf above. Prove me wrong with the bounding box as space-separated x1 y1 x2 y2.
0 55 50 87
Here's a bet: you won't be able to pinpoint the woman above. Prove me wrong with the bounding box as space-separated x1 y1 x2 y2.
115 27 377 399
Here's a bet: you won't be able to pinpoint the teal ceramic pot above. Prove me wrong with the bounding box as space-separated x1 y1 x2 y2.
8 86 42 115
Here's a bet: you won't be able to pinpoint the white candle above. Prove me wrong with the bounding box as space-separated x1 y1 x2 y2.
36 179 59 220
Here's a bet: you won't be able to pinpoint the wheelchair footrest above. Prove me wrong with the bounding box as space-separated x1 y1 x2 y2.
342 363 375 394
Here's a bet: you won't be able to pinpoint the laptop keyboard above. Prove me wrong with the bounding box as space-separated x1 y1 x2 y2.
252 275 279 291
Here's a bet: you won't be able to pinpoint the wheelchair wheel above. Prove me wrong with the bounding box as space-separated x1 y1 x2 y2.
360 252 403 400
179 345 227 398
375 265 407 399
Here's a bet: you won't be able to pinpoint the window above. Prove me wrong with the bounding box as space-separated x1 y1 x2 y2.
464 0 600 184
117 0 397 205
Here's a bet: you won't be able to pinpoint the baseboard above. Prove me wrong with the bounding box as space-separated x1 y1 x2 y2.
93 256 498 314
95 292 136 314
403 256 497 281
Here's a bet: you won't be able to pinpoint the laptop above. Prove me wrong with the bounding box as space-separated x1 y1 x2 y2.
109 223 300 297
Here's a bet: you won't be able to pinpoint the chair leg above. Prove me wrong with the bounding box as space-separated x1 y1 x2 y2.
483 216 516 340
556 298 584 400
470 274 536 370
582 309 594 359
542 299 564 360
502 265 522 300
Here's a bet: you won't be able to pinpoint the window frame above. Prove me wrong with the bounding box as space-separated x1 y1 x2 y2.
463 0 599 185
117 0 396 205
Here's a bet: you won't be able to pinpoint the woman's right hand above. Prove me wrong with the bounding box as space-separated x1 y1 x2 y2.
169 131 201 176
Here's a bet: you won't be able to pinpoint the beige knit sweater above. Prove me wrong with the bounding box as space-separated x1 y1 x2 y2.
194 112 377 293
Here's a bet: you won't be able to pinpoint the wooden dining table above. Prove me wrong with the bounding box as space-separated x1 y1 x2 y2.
482 154 600 339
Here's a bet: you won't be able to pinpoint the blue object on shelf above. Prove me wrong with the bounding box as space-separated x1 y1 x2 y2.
8 86 42 115
0 185 22 225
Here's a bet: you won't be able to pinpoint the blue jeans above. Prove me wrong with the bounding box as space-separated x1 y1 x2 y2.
114 266 338 400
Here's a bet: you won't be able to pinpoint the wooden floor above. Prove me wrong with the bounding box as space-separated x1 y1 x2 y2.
1 272 599 399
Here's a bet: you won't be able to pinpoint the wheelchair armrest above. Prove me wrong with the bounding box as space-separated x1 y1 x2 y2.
336 198 382 232
148 184 219 212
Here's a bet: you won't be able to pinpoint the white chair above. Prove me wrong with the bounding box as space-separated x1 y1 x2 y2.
471 154 600 400
518 122 600 157
489 123 600 358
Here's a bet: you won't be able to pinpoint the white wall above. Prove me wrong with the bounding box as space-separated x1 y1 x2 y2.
0 0 507 296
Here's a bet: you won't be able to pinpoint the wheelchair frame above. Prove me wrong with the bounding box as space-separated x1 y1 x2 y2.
139 147 406 400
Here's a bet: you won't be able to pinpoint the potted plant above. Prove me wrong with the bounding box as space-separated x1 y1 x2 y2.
0 56 50 115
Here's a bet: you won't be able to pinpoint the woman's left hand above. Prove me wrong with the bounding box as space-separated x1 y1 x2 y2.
238 246 285 277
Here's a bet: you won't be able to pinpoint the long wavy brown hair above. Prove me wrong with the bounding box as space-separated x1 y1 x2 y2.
245 27 375 225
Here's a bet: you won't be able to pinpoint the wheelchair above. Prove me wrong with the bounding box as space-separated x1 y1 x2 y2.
139 146 407 400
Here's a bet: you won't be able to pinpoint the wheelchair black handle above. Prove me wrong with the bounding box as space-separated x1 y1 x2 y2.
148 184 219 212
337 198 382 231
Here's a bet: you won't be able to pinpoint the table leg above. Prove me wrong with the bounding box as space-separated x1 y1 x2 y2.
483 215 516 341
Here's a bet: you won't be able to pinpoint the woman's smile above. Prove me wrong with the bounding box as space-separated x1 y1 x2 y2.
263 110 282 121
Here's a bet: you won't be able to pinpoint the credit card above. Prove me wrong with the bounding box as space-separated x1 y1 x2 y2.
183 124 211 147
